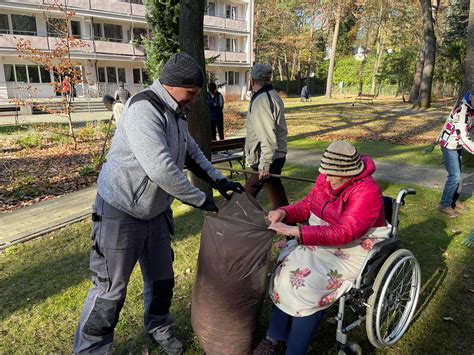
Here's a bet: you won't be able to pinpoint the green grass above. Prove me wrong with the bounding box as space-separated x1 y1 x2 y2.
1 165 473 353
288 138 447 168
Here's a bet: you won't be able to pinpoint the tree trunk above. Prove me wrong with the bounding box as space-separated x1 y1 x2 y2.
462 0 474 167
325 1 342 99
278 59 284 81
179 0 212 192
370 41 384 95
418 0 436 109
409 47 425 104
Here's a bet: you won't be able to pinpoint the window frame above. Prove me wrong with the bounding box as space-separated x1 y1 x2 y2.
11 14 37 36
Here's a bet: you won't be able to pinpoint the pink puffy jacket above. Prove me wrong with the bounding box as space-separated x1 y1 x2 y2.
280 156 386 247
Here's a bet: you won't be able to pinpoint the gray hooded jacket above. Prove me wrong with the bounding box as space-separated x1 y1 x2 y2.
97 80 225 220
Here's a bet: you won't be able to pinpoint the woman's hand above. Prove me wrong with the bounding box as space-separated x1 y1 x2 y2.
268 222 299 238
268 209 287 223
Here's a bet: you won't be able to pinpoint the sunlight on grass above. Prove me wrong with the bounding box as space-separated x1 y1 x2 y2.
0 167 472 353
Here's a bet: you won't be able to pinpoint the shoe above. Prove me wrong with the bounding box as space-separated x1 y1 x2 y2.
150 334 184 355
253 339 286 355
454 201 470 212
438 206 461 218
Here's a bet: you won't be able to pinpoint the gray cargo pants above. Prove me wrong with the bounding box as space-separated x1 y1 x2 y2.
74 195 176 353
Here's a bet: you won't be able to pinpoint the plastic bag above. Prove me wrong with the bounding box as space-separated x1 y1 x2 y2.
191 192 274 355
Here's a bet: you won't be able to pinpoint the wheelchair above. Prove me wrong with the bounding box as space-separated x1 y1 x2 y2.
335 188 421 354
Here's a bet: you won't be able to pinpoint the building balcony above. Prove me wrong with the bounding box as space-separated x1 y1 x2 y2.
0 33 144 58
204 15 248 32
205 49 249 64
0 0 145 17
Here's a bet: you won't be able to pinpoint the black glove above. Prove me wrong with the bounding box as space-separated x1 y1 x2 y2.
200 194 218 212
215 179 245 200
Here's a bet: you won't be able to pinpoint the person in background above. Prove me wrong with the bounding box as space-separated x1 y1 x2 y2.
300 84 311 102
244 63 289 209
253 141 390 355
114 81 131 104
102 95 124 123
74 52 244 354
207 82 225 140
437 90 474 219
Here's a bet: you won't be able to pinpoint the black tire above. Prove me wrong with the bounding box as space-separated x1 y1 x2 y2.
366 249 421 348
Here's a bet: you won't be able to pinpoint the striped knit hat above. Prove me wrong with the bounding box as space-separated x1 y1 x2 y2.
319 141 364 176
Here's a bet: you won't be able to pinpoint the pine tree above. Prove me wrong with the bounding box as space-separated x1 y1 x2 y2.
144 0 180 81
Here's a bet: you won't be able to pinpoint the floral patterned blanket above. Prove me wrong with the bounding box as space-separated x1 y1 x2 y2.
270 213 391 317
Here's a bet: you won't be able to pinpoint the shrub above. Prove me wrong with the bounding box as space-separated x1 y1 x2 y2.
16 133 43 149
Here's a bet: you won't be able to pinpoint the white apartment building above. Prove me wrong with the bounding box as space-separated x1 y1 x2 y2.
0 0 253 101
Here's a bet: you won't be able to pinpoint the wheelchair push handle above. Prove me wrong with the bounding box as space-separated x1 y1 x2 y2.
396 188 416 204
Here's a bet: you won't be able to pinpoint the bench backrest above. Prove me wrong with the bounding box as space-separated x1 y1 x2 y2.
0 106 20 113
211 137 245 153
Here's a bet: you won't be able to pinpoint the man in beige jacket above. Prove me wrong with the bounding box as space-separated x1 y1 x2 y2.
244 64 289 209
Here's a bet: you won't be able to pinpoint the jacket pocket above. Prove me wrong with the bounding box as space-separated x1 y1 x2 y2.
133 176 149 205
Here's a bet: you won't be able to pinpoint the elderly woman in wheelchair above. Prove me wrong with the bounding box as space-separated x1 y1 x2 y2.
253 141 420 355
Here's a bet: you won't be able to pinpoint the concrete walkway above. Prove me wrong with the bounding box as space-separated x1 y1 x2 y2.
0 111 112 126
1 149 473 250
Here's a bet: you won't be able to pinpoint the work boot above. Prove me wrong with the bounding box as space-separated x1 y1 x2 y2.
438 205 461 218
253 339 286 355
150 333 184 355
454 201 470 212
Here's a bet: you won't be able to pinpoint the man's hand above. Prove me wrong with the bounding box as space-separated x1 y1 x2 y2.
200 194 218 212
268 222 299 237
259 169 270 180
268 209 287 223
215 179 245 200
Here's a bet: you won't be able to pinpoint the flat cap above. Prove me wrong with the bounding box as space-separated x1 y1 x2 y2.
251 63 272 81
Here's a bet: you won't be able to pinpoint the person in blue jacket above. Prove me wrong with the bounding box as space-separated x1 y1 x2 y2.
207 82 225 140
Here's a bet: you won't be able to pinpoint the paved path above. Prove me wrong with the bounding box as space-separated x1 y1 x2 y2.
1 149 472 250
0 111 111 126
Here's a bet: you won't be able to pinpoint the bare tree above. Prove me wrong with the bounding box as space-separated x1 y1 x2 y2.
418 0 436 108
325 0 342 98
13 0 88 148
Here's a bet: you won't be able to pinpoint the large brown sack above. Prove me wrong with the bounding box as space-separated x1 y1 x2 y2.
191 192 274 355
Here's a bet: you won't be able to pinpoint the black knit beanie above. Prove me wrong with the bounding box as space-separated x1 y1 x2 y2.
159 52 205 88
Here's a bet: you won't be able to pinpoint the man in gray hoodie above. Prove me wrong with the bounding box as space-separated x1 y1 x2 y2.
74 52 243 354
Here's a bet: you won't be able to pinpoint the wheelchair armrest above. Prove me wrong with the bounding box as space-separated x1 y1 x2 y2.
361 238 401 286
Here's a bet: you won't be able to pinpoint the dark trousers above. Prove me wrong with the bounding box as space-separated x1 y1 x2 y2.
211 119 224 141
244 157 289 209
74 195 175 353
267 307 325 355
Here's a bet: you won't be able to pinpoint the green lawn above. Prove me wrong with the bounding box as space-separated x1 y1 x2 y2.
288 138 447 168
1 165 473 354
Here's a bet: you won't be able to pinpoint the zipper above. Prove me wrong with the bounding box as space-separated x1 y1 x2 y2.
133 176 149 204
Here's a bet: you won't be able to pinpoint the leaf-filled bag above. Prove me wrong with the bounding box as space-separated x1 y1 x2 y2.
191 192 274 355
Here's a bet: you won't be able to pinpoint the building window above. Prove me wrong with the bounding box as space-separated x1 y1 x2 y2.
133 68 141 84
40 66 52 83
225 71 240 85
0 14 9 34
117 68 126 83
93 23 103 40
11 15 37 36
206 1 216 16
104 24 123 42
97 67 106 82
226 5 237 19
122 0 143 3
47 18 63 37
106 67 117 83
14 65 28 82
28 66 40 83
4 64 14 81
226 38 237 52
142 70 149 84
130 27 147 43
71 21 81 37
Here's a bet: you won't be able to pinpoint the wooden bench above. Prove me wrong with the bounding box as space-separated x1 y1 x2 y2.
211 137 245 177
354 93 376 104
0 105 20 124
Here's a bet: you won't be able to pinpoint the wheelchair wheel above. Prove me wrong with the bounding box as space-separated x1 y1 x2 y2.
366 249 420 348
